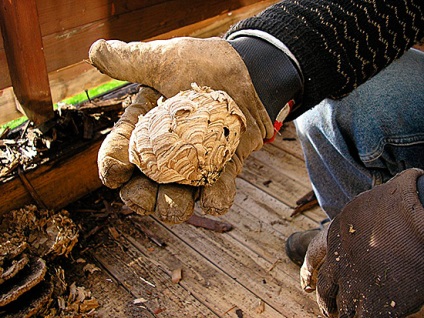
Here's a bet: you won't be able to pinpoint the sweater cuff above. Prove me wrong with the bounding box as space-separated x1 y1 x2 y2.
227 35 303 122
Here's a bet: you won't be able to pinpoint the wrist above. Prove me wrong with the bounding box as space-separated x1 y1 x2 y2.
227 36 303 123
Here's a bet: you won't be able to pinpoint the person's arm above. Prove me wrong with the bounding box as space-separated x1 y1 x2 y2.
225 0 424 120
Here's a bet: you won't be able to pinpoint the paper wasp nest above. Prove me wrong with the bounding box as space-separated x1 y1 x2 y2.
129 83 246 186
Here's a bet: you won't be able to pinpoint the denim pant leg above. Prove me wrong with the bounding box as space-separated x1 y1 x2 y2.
294 49 424 219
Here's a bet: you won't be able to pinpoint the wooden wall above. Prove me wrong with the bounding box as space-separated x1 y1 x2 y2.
0 0 278 125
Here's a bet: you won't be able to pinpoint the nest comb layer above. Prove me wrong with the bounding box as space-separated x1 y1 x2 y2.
129 84 246 186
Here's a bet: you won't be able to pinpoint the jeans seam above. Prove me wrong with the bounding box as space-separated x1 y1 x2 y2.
360 135 424 163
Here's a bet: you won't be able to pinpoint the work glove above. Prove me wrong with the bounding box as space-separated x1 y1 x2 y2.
90 37 280 223
301 168 424 317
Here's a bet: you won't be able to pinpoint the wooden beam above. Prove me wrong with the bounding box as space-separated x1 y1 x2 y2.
0 139 103 215
0 0 54 125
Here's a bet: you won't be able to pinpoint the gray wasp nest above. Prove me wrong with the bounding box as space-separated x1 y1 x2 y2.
129 83 246 186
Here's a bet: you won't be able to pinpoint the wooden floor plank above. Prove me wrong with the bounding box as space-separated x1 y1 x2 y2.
118 216 288 318
234 178 319 233
194 184 315 284
64 253 154 318
250 144 310 188
240 154 310 208
91 230 218 318
272 122 305 161
241 139 327 223
162 213 321 317
60 115 328 317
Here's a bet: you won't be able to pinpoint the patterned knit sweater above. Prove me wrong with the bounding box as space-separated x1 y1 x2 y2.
226 0 424 119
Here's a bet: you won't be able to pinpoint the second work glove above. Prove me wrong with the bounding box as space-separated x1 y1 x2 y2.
301 169 424 317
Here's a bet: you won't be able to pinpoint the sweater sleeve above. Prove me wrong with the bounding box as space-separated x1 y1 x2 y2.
225 0 424 119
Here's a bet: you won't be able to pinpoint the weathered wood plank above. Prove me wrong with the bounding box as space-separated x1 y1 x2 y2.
91 228 218 318
65 256 155 318
40 0 265 75
0 36 10 90
0 0 54 125
164 214 321 317
234 178 319 233
241 148 327 222
149 0 280 40
35 0 261 37
252 144 311 188
0 139 103 216
240 154 310 208
118 217 286 317
47 62 113 104
272 122 305 161
0 88 22 126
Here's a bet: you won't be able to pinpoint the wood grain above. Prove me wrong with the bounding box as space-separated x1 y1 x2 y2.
0 0 54 125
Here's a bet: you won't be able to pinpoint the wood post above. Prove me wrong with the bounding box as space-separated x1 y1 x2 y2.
0 0 54 126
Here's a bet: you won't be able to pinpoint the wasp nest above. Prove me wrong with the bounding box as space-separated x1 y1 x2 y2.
129 83 246 186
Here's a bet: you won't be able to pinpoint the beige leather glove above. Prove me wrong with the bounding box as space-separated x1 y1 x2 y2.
91 37 274 223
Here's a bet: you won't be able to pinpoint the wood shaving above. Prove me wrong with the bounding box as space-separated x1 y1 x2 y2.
83 263 101 274
171 268 182 284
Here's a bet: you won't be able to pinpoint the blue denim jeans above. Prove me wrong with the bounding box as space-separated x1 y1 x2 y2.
295 48 424 218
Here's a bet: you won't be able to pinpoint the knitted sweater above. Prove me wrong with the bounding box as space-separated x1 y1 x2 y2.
225 0 424 120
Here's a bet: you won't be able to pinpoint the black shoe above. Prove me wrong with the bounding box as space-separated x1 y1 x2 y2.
285 219 330 266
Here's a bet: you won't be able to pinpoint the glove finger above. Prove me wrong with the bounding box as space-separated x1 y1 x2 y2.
200 156 242 216
120 173 158 215
155 184 198 224
98 86 160 188
89 39 180 97
300 224 329 292
98 128 135 189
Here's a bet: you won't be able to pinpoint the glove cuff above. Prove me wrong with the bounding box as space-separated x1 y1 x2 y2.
227 36 303 123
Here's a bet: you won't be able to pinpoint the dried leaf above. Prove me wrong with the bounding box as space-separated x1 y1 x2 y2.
57 296 66 310
79 298 99 312
76 286 87 302
68 282 77 303
83 263 101 274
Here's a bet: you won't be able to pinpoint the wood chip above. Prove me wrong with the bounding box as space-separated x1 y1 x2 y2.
291 190 318 217
256 300 265 314
133 297 148 304
79 298 100 312
186 214 233 233
171 268 182 284
108 226 120 240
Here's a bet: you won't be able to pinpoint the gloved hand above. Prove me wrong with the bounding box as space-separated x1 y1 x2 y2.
303 168 424 317
90 37 276 223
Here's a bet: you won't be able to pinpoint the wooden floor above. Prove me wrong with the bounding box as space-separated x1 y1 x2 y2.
69 122 327 318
